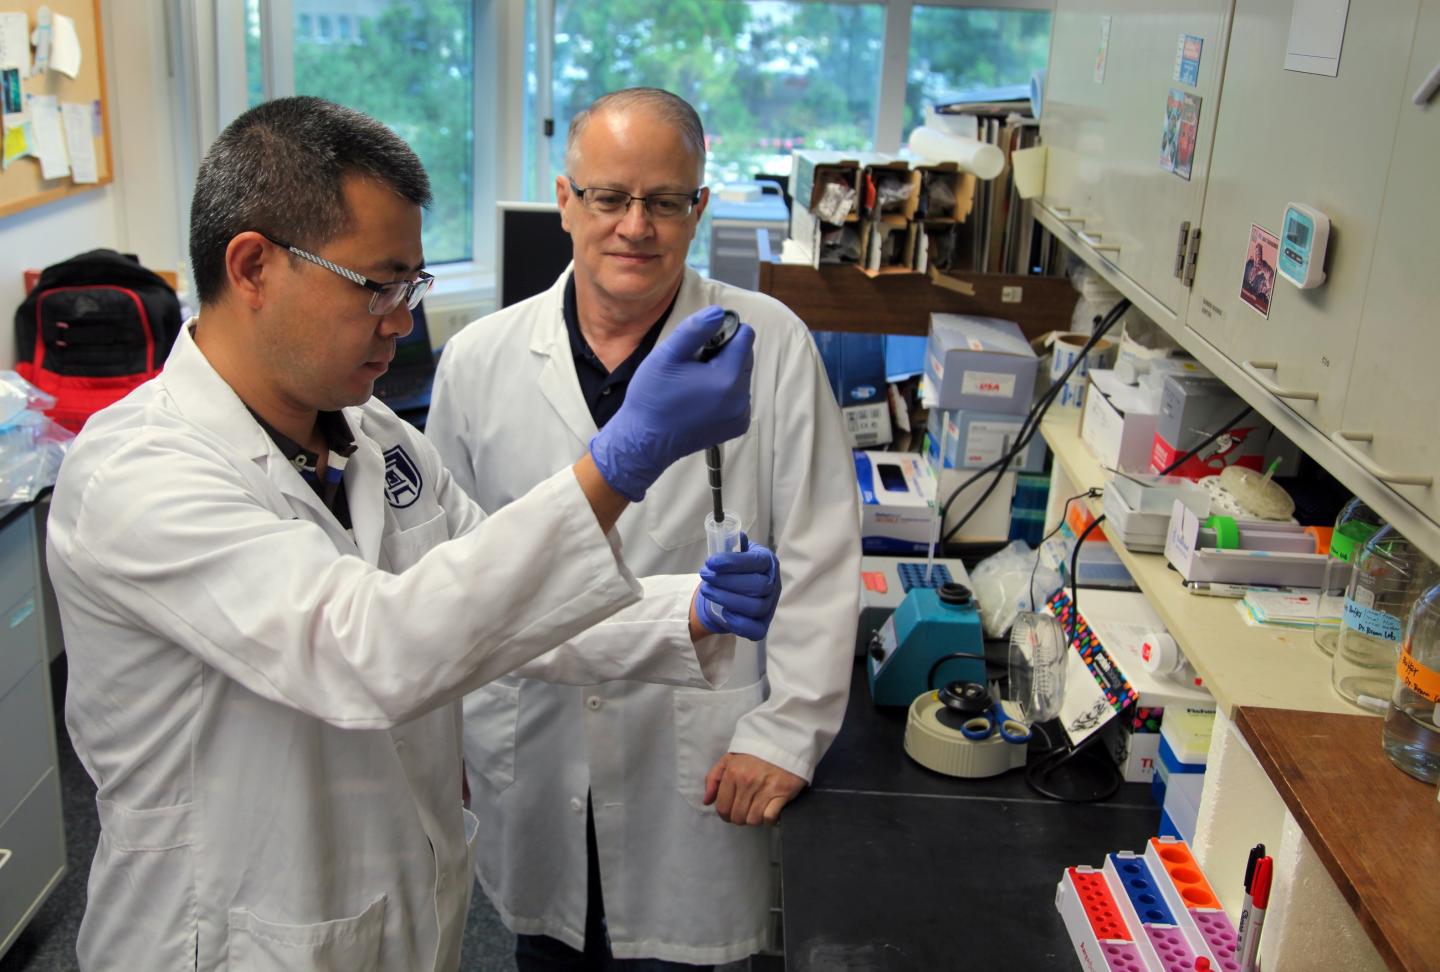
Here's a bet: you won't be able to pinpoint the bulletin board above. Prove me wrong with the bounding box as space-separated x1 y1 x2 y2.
0 0 112 220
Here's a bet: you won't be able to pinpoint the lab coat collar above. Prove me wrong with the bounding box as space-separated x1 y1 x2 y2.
162 320 372 554
341 413 386 563
527 265 704 446
161 320 280 462
529 265 599 447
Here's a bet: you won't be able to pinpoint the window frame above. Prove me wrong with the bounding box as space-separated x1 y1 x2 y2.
180 0 1050 291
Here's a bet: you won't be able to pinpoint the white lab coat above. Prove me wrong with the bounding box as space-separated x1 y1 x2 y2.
427 267 860 964
47 322 734 972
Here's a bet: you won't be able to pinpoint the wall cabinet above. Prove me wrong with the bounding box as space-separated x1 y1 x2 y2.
1043 1 1231 320
1331 0 1440 526
1185 0 1420 436
1039 0 1440 565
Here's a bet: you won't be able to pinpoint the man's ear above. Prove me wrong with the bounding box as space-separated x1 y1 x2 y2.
224 232 274 311
556 175 575 234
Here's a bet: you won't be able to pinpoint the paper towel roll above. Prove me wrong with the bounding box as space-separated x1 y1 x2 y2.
908 126 1005 181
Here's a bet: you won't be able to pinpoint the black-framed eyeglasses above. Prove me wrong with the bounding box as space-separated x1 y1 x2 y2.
265 235 434 316
567 179 703 221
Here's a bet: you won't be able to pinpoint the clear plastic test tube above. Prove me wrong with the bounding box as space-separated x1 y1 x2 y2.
705 511 743 556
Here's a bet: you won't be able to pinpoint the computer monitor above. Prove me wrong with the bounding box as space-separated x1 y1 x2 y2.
496 201 574 308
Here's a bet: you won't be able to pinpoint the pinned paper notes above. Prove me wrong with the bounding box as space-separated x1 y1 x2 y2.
28 94 67 179
51 13 81 80
60 100 95 183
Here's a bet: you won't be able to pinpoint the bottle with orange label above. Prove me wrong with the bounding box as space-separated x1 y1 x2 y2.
1384 582 1440 782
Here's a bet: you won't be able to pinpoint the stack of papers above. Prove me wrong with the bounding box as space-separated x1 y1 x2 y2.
1238 590 1331 629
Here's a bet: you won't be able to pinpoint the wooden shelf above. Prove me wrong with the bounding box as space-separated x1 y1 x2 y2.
1235 706 1440 972
1040 408 1364 718
756 261 1077 339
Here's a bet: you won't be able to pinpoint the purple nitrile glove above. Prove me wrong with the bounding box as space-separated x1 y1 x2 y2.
588 305 754 502
696 536 781 641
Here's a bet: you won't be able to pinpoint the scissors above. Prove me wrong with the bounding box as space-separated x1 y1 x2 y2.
960 701 1032 744
938 681 1032 744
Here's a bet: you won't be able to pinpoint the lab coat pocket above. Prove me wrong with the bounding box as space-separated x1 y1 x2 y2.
672 679 765 812
461 679 521 793
379 510 449 572
228 893 387 972
646 432 761 552
84 800 197 968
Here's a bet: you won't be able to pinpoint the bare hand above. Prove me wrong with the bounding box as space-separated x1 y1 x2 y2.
703 753 805 826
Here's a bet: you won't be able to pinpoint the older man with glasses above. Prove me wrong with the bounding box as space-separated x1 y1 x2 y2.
427 87 860 970
45 95 779 971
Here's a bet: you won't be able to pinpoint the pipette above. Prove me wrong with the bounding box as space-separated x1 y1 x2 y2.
694 310 744 556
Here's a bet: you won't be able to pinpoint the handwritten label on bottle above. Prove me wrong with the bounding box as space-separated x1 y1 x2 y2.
1398 641 1440 703
1343 598 1403 642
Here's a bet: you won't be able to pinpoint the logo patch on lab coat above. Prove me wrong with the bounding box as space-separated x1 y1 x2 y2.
383 445 423 508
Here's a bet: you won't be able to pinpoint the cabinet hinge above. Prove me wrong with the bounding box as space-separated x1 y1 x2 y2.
1174 221 1191 278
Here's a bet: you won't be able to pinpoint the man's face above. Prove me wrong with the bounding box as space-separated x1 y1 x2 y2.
259 175 424 412
556 108 708 314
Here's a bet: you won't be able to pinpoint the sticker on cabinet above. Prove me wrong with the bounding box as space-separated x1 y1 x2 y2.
1239 224 1280 319
1160 90 1202 181
1175 34 1204 85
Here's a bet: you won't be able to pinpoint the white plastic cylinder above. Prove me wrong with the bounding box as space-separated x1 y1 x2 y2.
907 126 1005 180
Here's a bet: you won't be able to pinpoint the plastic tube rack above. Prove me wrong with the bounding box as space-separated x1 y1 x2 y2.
1143 837 1239 971
1056 866 1151 972
1057 838 1241 972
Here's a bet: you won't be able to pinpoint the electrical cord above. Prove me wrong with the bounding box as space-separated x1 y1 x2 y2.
1030 488 1102 611
937 298 1132 546
1155 404 1255 477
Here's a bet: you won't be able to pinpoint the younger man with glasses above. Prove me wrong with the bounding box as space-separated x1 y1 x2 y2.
428 87 860 969
45 95 777 970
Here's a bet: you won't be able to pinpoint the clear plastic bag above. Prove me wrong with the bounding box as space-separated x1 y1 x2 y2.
971 539 1064 639
0 373 73 504
0 370 56 427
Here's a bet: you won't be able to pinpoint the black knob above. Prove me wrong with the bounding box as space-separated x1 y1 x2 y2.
939 582 973 607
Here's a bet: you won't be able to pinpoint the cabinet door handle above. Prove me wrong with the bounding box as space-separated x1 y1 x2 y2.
0 849 10 871
1243 360 1321 401
1331 430 1435 487
1079 230 1120 253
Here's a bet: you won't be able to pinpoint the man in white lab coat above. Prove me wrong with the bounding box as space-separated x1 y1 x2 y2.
427 88 860 968
45 96 782 972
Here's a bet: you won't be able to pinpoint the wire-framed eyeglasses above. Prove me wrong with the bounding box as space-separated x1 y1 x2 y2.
567 179 702 220
265 235 434 316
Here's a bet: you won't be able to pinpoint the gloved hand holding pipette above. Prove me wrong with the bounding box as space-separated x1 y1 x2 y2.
695 537 782 641
588 306 755 502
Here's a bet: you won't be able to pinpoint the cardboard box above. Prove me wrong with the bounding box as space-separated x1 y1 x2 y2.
924 314 1038 414
856 451 936 554
1150 373 1274 479
925 407 1047 473
913 162 976 223
1080 370 1159 474
788 151 893 268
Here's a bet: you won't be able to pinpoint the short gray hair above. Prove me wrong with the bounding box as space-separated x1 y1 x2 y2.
565 87 706 182
189 96 431 307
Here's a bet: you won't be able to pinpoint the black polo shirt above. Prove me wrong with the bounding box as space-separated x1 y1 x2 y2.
250 408 358 530
563 273 676 427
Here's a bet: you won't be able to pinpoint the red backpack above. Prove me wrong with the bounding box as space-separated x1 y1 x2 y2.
14 249 183 432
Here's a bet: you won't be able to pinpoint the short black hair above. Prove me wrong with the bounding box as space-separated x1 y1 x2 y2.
188 96 431 306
